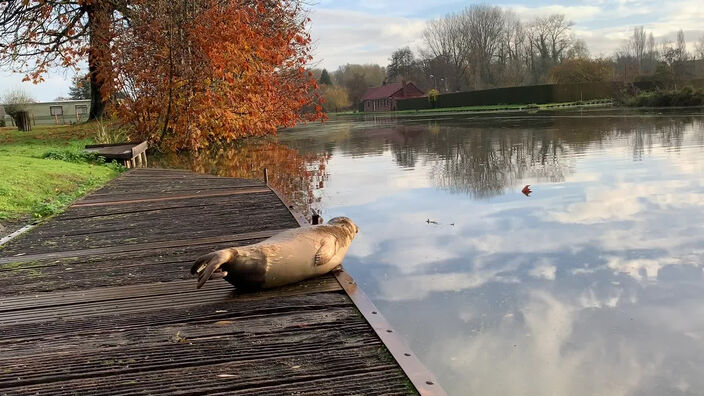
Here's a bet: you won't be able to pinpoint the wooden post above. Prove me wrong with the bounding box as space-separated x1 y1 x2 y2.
263 168 269 185
124 160 131 169
140 152 148 167
135 154 142 168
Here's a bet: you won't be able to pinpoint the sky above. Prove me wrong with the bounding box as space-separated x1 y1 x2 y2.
2 0 703 102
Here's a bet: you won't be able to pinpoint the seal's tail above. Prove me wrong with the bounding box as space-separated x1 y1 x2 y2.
191 249 236 289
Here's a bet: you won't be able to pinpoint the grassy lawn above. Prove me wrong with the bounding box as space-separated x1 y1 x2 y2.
0 124 122 222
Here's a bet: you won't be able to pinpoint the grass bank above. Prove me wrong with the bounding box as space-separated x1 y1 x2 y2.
329 99 613 116
621 86 704 107
0 124 123 223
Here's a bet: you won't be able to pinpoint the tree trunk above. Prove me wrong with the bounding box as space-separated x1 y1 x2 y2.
87 2 113 121
88 57 105 120
15 111 32 132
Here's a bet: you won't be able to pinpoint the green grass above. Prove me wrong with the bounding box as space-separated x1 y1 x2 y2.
0 124 123 222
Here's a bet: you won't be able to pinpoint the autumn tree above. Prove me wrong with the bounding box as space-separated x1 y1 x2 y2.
548 58 612 84
321 85 351 112
113 0 324 150
0 1 128 120
332 64 385 105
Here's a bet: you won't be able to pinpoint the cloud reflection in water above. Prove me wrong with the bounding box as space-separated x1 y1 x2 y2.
175 112 704 395
279 112 704 395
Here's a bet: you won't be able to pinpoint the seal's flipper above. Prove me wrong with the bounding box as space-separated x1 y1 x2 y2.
314 237 338 266
191 249 235 289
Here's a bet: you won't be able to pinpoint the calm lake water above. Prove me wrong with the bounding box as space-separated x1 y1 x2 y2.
157 109 704 395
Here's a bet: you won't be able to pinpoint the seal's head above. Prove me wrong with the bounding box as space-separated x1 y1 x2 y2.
327 216 359 240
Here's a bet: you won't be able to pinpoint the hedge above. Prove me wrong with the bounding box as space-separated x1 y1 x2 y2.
395 79 704 111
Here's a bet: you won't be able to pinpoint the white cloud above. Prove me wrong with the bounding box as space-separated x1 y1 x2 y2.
377 270 517 301
0 71 73 102
606 256 681 281
309 8 426 70
4 1 704 97
529 258 557 280
508 5 603 22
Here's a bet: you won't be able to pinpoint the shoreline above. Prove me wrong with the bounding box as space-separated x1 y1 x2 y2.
328 103 704 118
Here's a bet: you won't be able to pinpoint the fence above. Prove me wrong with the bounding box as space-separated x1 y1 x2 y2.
396 79 704 111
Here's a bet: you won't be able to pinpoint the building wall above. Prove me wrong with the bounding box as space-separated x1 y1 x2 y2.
364 98 394 112
2 100 91 126
363 83 425 112
391 84 424 99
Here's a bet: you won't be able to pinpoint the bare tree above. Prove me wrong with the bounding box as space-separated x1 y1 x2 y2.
628 26 647 71
1 88 35 130
676 30 688 62
423 15 471 90
420 8 579 88
527 14 574 83
695 35 704 60
459 5 505 88
566 39 589 59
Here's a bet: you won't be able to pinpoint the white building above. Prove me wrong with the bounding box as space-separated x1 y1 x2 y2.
1 99 91 126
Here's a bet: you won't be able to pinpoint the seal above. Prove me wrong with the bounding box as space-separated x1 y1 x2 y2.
191 216 359 289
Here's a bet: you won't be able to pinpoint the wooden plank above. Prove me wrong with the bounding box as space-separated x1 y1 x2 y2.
0 275 341 313
0 285 345 326
0 305 376 388
55 193 287 221
0 229 284 265
0 169 429 395
74 186 269 205
0 288 349 344
0 238 270 297
2 353 407 396
72 187 271 207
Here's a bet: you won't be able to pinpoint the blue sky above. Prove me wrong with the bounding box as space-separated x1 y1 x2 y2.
2 0 703 101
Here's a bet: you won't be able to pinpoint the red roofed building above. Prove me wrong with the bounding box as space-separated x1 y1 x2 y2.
361 81 424 112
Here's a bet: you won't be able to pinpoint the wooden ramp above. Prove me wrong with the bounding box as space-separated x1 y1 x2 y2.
0 169 443 395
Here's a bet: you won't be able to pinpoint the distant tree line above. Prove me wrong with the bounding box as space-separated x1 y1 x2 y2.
312 4 704 112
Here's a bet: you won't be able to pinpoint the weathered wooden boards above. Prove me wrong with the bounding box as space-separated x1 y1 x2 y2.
0 168 418 395
85 142 149 169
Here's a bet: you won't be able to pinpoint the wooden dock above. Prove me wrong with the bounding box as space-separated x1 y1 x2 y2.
0 168 443 395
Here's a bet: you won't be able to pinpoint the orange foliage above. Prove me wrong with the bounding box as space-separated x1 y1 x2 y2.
112 0 325 150
152 139 330 219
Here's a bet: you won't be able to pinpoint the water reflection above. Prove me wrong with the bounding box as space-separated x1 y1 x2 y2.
278 112 704 395
161 111 704 395
152 139 329 220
